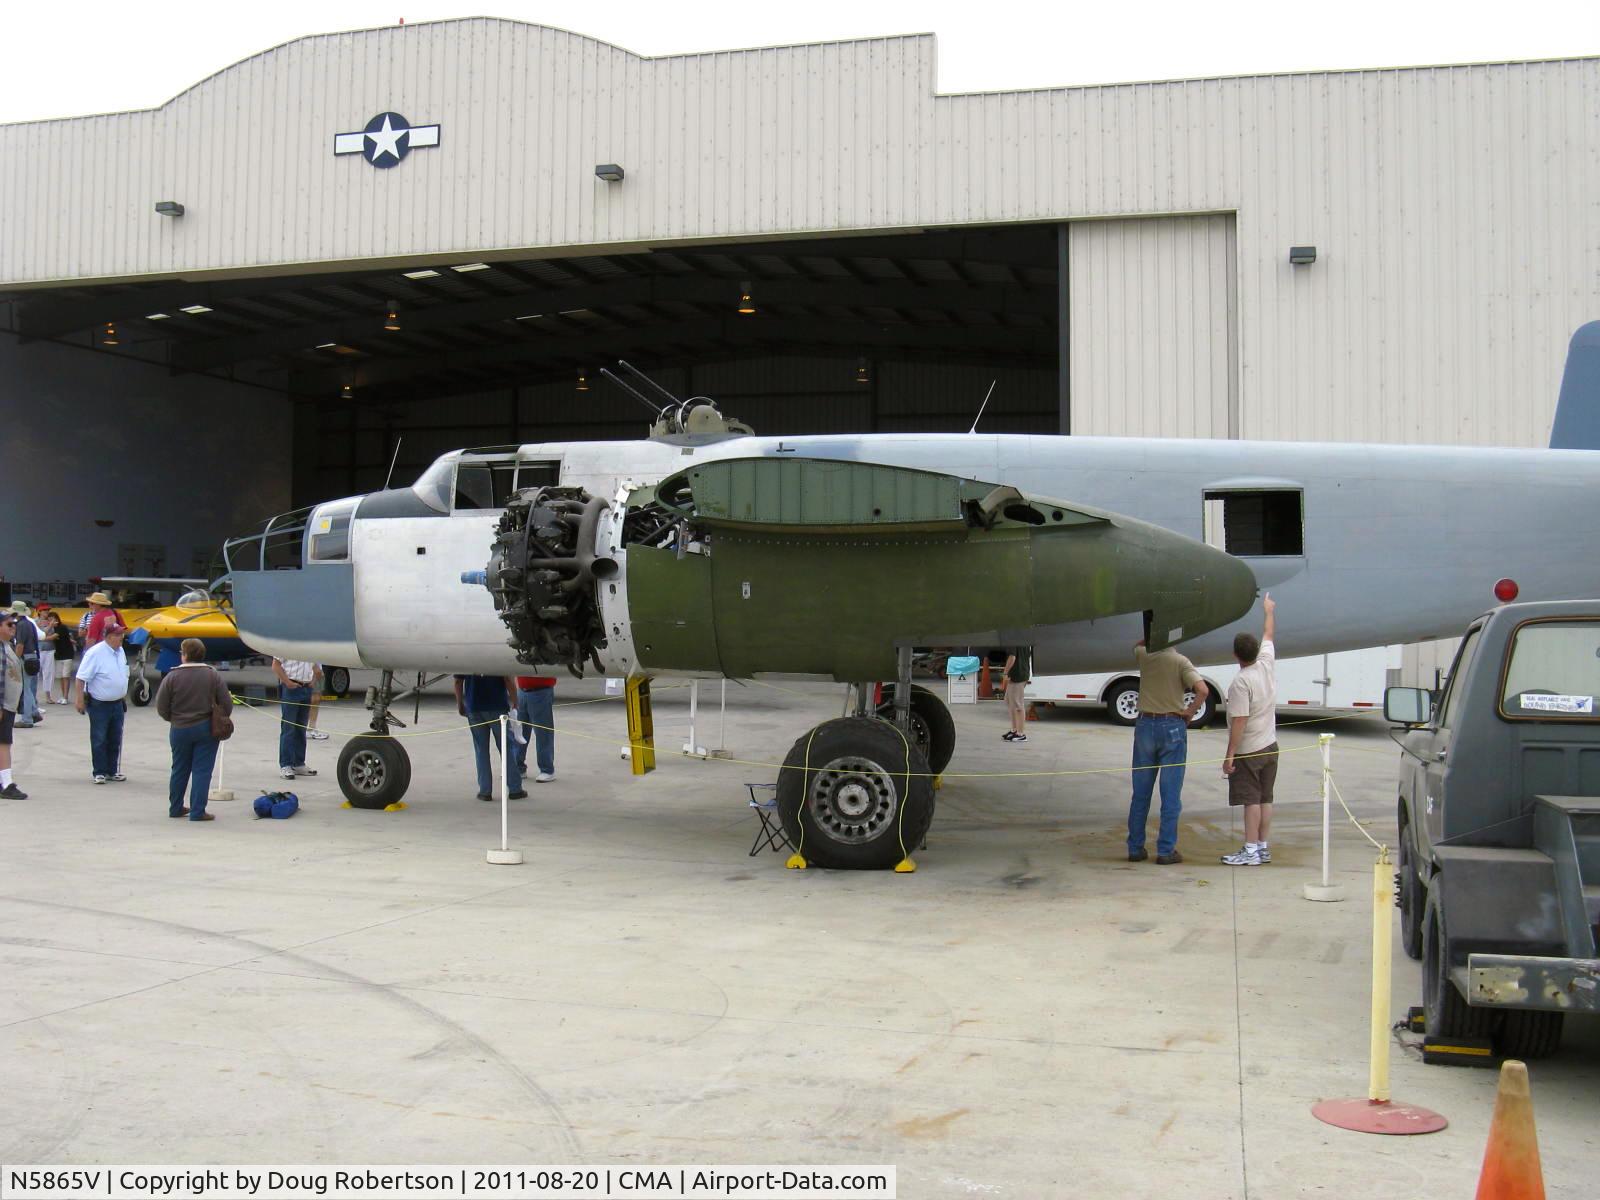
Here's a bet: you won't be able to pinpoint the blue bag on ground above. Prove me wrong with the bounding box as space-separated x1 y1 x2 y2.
253 790 299 819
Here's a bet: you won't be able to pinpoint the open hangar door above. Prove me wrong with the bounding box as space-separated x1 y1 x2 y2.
3 225 1066 507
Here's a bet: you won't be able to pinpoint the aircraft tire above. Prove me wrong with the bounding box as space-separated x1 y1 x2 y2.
874 683 957 774
129 676 153 707
1422 886 1497 1041
323 666 351 699
337 736 411 810
777 716 935 870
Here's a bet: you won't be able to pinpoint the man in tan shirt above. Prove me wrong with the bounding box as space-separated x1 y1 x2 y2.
1126 639 1207 864
1222 594 1278 866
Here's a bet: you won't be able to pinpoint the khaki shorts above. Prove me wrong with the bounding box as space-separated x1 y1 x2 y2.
1228 742 1279 806
1004 681 1027 713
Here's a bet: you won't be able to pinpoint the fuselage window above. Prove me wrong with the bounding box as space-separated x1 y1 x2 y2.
1203 490 1304 556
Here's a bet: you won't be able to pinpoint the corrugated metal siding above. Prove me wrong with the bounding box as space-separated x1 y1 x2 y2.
1068 215 1237 438
2 25 1597 451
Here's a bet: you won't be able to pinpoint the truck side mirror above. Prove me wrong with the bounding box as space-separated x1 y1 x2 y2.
1384 685 1431 726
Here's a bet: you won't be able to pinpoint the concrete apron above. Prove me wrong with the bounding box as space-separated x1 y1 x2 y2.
0 680 1595 1196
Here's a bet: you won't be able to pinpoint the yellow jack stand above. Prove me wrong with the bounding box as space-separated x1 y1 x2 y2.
625 676 656 775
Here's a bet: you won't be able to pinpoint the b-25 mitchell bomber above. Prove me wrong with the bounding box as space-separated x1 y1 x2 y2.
226 329 1600 869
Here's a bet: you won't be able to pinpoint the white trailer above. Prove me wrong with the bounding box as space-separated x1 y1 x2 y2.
1028 645 1402 727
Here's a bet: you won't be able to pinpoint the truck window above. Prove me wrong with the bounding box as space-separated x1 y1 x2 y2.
1438 627 1482 729
1499 620 1600 719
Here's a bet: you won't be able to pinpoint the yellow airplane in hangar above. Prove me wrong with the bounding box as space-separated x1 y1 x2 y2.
52 578 353 705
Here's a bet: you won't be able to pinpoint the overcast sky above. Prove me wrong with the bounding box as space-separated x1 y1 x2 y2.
3 0 1597 123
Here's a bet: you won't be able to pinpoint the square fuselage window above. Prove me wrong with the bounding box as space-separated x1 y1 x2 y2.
1203 490 1303 556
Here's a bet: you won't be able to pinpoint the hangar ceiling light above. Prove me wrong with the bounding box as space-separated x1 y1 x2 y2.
314 342 337 349
451 262 491 273
100 321 118 346
383 302 401 332
179 304 212 314
402 269 440 279
146 312 170 320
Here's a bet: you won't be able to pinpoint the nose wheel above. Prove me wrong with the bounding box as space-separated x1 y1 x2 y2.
336 669 413 810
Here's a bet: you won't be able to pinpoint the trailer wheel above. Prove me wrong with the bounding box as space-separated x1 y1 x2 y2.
1398 812 1424 961
1496 1009 1564 1059
777 716 935 870
875 684 957 773
1422 887 1497 1040
1106 680 1141 726
1184 687 1215 729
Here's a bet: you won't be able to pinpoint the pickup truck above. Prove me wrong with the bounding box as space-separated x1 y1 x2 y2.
1387 600 1600 1058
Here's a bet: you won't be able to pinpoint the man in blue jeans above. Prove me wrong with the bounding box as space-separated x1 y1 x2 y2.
74 624 130 783
1126 639 1208 865
272 657 320 780
514 674 556 782
454 674 526 801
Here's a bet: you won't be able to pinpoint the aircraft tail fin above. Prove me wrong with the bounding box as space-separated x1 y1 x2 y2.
1548 321 1600 449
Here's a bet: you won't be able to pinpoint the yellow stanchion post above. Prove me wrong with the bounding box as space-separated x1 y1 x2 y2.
1312 844 1447 1135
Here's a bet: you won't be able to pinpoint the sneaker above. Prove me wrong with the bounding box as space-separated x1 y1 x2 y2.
0 783 27 799
291 765 318 777
1156 851 1184 865
1258 845 1272 863
1010 733 1026 742
280 767 297 780
93 775 108 785
308 730 330 741
109 773 127 782
508 789 528 800
1002 731 1018 741
1128 847 1148 862
535 772 555 783
14 719 34 729
1221 846 1262 866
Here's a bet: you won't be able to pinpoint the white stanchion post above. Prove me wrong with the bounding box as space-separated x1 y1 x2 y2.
1304 732 1346 901
683 680 707 757
487 714 523 865
208 738 235 803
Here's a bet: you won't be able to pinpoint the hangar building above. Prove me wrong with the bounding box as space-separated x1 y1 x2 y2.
1 19 1596 674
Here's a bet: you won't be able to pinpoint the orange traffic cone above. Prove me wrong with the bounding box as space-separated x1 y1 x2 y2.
1474 1060 1545 1200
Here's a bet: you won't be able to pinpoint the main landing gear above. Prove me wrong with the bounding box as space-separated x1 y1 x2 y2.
336 669 418 810
777 647 948 870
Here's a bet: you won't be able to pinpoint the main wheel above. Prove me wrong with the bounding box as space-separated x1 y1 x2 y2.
337 736 412 810
875 683 957 773
1497 1008 1564 1059
1422 886 1497 1040
1398 809 1424 960
1106 680 1141 726
323 666 352 698
777 716 935 869
128 676 153 707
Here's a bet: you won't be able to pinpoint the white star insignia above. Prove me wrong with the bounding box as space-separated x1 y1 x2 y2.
365 115 408 164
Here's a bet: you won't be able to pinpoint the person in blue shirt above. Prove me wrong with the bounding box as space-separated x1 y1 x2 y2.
453 675 526 801
74 623 130 783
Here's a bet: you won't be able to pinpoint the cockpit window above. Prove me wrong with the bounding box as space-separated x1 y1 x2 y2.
413 455 457 514
309 497 359 562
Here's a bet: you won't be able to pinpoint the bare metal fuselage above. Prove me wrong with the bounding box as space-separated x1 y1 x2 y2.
233 432 1600 676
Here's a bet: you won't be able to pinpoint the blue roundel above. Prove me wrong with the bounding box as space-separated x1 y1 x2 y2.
362 112 413 168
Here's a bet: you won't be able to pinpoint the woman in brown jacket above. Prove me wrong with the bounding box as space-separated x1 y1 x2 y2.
154 638 230 821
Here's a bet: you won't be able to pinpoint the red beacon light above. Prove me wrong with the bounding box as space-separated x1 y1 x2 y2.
1493 577 1519 603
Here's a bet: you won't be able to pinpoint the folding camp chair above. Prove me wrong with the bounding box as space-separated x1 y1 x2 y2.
745 782 791 855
